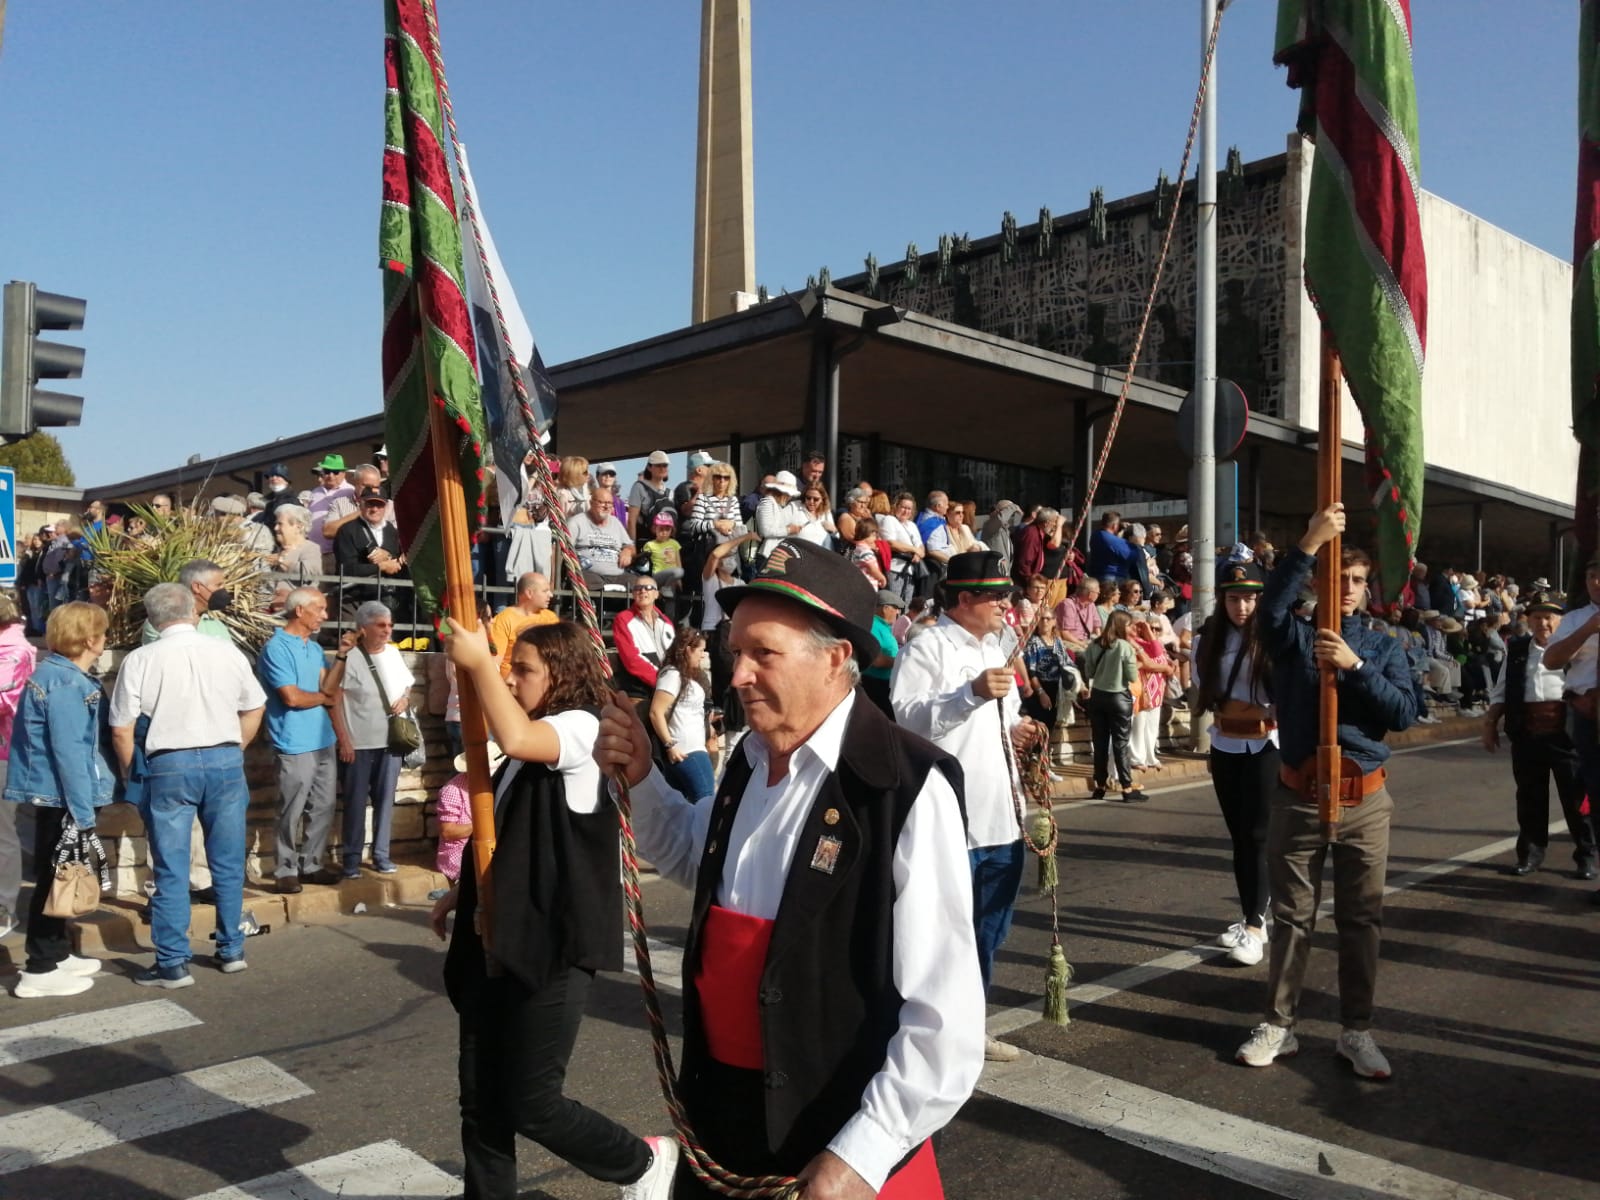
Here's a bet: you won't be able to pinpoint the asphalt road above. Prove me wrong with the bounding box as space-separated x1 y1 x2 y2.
1 736 1597 1199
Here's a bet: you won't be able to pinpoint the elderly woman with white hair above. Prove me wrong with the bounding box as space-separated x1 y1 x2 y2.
331 601 414 876
267 504 322 581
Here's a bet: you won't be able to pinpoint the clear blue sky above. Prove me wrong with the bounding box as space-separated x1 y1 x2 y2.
0 1 1577 488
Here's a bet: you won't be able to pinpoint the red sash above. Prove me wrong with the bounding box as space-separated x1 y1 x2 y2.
694 905 944 1199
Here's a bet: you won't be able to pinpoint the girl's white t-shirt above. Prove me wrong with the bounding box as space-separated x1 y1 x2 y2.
493 708 603 815
654 667 708 754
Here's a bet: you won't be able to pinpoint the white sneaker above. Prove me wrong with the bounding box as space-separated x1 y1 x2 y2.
620 1135 678 1200
14 969 95 999
984 1037 1021 1062
1228 931 1265 966
1336 1029 1392 1080
1236 1022 1298 1067
1215 921 1247 950
55 955 102 978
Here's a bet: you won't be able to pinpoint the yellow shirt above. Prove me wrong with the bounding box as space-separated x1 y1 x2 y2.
490 606 560 676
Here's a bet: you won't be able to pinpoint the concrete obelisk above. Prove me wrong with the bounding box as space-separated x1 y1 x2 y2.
691 0 755 323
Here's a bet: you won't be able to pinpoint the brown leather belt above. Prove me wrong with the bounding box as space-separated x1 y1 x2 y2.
1522 701 1567 736
1279 759 1386 807
1217 715 1278 739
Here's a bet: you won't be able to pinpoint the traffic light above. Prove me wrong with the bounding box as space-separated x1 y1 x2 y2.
0 281 86 442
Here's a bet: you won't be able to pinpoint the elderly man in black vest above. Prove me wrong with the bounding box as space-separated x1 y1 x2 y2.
596 538 984 1200
1483 598 1599 878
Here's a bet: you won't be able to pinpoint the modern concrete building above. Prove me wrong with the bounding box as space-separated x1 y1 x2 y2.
87 140 1575 582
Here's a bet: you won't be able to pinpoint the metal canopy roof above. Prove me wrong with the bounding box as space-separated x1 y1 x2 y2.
88 287 1569 574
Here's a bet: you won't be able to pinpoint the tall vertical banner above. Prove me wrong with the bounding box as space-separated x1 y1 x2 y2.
1275 0 1428 600
1572 0 1600 595
457 143 560 520
380 0 489 617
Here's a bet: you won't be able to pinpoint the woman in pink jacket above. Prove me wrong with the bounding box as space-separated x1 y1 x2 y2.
0 594 39 939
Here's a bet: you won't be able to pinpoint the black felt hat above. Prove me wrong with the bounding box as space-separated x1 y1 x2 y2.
945 550 1014 591
1217 559 1267 592
1526 598 1565 615
716 538 879 664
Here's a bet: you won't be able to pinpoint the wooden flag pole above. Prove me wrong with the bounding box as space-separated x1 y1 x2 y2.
1316 330 1344 844
414 291 498 950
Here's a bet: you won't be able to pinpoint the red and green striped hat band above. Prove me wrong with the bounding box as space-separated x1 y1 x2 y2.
1217 580 1265 592
741 577 846 619
945 575 1014 590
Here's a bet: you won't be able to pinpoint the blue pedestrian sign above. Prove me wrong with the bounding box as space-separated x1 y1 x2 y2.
0 469 16 586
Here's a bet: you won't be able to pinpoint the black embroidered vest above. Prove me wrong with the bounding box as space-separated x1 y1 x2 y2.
678 693 965 1165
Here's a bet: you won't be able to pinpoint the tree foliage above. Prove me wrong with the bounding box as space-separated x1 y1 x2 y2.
0 433 75 487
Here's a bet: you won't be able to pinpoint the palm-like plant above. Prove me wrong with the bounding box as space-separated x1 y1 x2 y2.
88 507 279 652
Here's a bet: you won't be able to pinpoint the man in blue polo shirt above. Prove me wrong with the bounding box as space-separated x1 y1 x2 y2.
1235 502 1416 1082
258 587 350 894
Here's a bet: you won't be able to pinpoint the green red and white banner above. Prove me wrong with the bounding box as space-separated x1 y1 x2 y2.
380 0 488 618
1276 0 1428 601
1572 0 1600 589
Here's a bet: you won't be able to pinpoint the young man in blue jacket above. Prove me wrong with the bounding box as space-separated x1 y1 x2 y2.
1236 503 1417 1081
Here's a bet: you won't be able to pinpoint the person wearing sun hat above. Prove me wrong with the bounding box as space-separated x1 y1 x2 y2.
1484 596 1598 879
594 537 983 1199
892 548 1044 1064
752 470 805 561
1191 557 1277 968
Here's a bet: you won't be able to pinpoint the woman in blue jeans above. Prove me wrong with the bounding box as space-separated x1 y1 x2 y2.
648 626 719 800
4 602 116 999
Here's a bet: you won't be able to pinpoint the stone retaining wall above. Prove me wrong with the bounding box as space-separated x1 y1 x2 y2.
95 650 453 895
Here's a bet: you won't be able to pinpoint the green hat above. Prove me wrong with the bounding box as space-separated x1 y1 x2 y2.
315 453 347 472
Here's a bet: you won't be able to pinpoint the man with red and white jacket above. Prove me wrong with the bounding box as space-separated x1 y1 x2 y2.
612 575 676 701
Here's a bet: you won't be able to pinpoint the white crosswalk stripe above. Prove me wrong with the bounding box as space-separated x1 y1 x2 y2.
0 1057 312 1175
0 999 201 1068
187 1140 459 1200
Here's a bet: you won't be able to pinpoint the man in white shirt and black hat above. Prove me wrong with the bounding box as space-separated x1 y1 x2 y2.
1535 556 1600 895
594 537 983 1199
1483 597 1598 878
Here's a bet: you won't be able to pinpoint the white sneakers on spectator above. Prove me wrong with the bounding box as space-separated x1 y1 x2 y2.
1336 1029 1392 1080
1236 1022 1298 1067
14 956 101 998
620 1135 679 1200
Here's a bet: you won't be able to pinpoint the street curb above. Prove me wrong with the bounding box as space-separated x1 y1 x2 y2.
1046 711 1483 801
66 863 450 958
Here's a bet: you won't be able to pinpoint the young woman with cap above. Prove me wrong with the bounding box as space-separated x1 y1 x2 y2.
1192 558 1277 966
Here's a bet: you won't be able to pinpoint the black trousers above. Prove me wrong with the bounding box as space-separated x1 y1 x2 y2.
1209 744 1280 928
1087 688 1134 789
24 805 73 974
456 965 650 1198
1511 732 1596 864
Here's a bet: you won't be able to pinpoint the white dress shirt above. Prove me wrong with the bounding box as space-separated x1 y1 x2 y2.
1192 626 1278 753
622 691 984 1191
109 624 266 752
1552 604 1599 695
890 614 1023 849
1488 638 1566 706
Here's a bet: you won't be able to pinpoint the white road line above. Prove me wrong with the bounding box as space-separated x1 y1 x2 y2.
621 934 685 991
980 1049 1512 1200
987 819 1562 1038
0 1057 312 1175
0 1000 201 1069
188 1139 458 1200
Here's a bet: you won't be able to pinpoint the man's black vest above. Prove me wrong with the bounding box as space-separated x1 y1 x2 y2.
1504 635 1534 738
678 692 965 1166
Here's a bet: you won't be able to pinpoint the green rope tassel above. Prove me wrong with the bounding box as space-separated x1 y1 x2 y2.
1029 809 1058 893
1043 939 1072 1027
